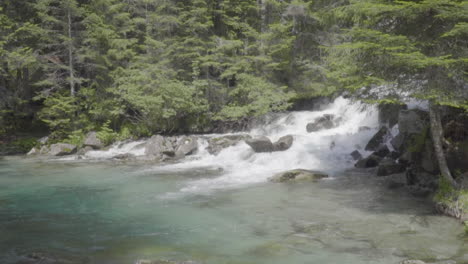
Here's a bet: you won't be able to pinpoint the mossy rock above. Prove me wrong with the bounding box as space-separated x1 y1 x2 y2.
269 169 328 183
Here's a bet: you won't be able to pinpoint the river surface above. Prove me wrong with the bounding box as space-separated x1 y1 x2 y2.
0 98 467 264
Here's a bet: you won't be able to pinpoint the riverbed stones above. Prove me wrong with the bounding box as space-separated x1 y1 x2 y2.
48 143 77 156
83 131 104 149
365 126 389 151
273 135 294 151
245 136 275 152
306 114 336 132
269 169 328 182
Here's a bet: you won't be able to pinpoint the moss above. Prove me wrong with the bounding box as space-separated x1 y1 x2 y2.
408 127 429 153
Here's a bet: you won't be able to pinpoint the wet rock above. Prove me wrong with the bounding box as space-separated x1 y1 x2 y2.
365 126 389 151
83 131 104 149
378 103 407 128
399 261 426 264
306 114 336 132
48 143 77 156
373 144 390 158
207 134 252 155
406 167 438 192
398 109 429 135
245 136 275 153
39 145 50 154
135 260 200 264
145 135 175 157
77 146 93 156
390 133 407 152
113 153 136 160
273 135 294 151
269 169 328 182
376 158 406 176
355 154 382 168
350 150 362 160
27 147 38 156
175 136 198 157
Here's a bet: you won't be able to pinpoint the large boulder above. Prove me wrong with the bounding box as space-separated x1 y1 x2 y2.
378 103 407 128
306 114 336 132
245 136 275 153
365 126 389 151
373 144 390 158
269 169 328 182
350 150 362 161
83 131 104 149
48 143 77 156
207 134 252 155
145 135 175 157
27 147 39 156
376 158 406 176
398 109 429 135
355 154 382 168
273 135 294 151
175 136 198 157
390 133 407 152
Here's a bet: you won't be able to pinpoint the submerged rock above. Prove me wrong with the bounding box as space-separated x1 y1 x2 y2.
245 136 275 152
273 135 294 151
48 143 77 156
269 169 328 182
306 114 336 132
365 126 389 151
83 131 104 149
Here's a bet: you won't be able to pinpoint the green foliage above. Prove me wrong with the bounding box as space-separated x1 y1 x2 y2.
97 121 118 146
11 138 38 153
64 130 85 147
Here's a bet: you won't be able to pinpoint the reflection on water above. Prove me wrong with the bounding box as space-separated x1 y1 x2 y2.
0 157 467 264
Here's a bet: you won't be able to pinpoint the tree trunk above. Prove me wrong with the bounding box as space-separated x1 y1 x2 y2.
429 101 457 187
67 7 75 96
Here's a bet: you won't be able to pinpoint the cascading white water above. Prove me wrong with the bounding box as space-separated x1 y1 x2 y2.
152 97 380 194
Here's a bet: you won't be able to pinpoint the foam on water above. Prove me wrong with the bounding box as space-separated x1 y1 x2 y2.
85 140 147 159
153 97 380 195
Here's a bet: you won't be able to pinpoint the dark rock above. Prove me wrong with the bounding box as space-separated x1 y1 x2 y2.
388 151 401 160
16 252 77 264
48 143 77 156
376 158 406 176
245 136 275 153
83 131 104 149
355 154 383 168
273 135 294 151
365 126 389 151
406 167 438 192
269 169 328 182
206 134 251 155
390 133 406 152
421 139 439 174
306 114 336 132
378 103 407 128
145 135 175 157
135 260 200 264
444 119 468 141
398 109 429 135
175 136 198 157
373 144 390 158
350 150 362 160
